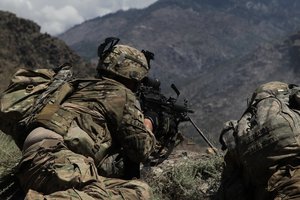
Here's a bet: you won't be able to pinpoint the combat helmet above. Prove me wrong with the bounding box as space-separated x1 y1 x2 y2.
97 37 153 82
252 81 290 101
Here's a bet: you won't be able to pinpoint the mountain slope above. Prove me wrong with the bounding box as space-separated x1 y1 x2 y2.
0 11 93 91
59 0 300 84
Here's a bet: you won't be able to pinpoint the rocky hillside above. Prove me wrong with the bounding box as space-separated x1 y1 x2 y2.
58 0 300 144
0 11 93 91
59 0 300 82
184 32 300 141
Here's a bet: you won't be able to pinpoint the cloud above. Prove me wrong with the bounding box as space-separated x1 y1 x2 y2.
0 0 157 35
39 5 84 35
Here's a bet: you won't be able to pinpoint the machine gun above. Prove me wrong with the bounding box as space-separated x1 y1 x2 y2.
137 77 217 166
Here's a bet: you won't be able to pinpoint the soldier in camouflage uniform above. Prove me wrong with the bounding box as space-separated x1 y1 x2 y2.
17 38 156 199
218 81 300 200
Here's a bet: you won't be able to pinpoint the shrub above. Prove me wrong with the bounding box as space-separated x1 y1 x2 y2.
142 152 223 200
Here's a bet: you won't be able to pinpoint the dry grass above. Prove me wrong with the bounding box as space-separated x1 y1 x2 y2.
142 152 223 200
0 131 21 176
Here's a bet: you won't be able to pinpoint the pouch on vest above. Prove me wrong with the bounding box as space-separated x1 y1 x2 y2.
0 64 74 148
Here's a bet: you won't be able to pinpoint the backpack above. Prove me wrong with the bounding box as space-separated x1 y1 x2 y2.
218 81 300 199
0 64 74 148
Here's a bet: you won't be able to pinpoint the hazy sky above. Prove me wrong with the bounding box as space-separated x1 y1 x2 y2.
0 0 158 35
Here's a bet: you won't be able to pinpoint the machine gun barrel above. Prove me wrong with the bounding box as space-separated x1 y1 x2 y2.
188 117 218 154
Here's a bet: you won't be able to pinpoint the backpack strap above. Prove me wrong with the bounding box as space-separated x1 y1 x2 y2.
19 64 74 127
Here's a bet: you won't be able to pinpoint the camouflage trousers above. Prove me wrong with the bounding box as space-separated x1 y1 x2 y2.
268 164 300 200
217 152 300 200
17 139 153 200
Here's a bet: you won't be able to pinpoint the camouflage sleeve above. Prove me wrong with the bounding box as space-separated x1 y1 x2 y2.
118 91 156 163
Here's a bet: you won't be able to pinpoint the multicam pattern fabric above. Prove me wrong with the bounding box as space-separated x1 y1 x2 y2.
0 66 74 148
35 76 156 166
18 138 153 200
101 45 149 81
14 77 156 199
0 68 56 147
17 76 156 199
218 81 300 200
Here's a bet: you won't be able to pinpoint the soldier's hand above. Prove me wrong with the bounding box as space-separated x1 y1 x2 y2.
144 111 159 132
144 118 153 132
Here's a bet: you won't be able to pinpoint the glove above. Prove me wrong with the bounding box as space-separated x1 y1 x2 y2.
144 111 159 132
